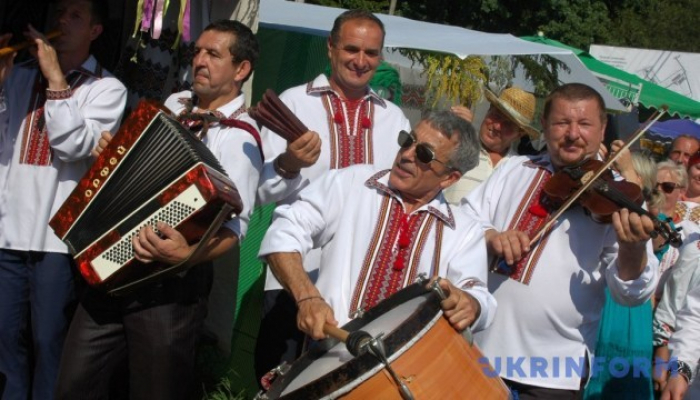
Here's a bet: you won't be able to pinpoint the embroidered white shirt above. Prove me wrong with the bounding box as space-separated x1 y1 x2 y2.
259 164 496 330
654 236 700 347
164 91 262 240
0 56 126 253
257 74 410 290
464 154 659 390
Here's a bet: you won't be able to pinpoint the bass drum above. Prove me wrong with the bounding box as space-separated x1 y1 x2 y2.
261 283 510 399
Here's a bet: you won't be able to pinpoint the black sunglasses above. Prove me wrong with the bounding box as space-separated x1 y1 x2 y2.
656 181 682 194
397 130 451 167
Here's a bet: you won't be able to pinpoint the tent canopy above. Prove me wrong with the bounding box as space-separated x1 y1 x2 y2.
522 36 700 119
643 119 700 139
258 0 627 112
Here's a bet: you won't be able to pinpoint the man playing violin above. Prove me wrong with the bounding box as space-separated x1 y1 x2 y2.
0 1 127 399
464 83 658 399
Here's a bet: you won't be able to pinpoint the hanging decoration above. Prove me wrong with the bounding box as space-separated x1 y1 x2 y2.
131 0 191 50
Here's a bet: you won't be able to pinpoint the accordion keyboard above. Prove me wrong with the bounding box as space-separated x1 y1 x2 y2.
91 185 205 280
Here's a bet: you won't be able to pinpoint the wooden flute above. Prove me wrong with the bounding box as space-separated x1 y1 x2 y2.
0 31 62 58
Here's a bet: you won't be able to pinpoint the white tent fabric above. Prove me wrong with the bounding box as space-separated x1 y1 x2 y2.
258 0 627 112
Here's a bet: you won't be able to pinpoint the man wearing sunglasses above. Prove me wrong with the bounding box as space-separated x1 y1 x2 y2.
464 83 659 399
254 9 411 381
259 110 496 344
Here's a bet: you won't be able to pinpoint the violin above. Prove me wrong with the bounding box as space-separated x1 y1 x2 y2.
526 106 681 249
544 158 682 248
492 107 678 276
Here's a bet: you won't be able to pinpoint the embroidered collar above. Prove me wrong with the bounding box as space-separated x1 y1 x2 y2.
305 73 387 108
20 55 103 79
365 169 456 229
177 91 247 119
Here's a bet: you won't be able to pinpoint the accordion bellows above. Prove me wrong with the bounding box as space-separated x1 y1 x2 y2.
50 100 243 294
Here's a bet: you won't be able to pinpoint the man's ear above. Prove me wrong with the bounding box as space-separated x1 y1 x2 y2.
235 60 252 82
89 24 103 42
441 169 463 189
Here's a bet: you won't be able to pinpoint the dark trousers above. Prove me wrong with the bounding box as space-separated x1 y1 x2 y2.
254 289 305 385
0 250 76 400
504 379 582 400
55 264 212 400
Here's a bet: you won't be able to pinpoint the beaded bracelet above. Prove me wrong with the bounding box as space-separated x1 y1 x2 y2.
46 87 73 100
296 295 323 305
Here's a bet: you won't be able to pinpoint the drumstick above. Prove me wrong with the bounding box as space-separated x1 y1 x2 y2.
323 323 350 343
0 30 62 58
324 324 375 357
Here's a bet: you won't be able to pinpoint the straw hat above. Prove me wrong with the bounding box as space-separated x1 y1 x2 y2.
484 87 540 139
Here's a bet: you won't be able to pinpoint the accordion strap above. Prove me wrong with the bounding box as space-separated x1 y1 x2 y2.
219 118 264 162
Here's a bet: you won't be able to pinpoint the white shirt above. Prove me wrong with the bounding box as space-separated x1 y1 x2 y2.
0 56 127 253
464 154 659 390
654 237 700 347
258 165 497 330
669 280 700 377
257 74 410 290
257 74 410 204
443 145 517 206
164 91 262 240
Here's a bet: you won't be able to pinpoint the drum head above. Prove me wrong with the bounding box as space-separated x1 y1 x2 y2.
264 283 441 400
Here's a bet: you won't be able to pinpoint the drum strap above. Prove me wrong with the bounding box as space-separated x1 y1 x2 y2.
431 220 444 278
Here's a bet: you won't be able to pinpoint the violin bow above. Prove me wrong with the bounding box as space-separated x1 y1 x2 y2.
529 106 668 247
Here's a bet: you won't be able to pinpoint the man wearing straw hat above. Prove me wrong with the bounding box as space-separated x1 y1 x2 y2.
444 86 540 205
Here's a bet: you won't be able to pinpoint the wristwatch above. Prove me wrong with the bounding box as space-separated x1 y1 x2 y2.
668 359 693 383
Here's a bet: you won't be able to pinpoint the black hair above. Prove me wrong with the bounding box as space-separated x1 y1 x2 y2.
203 20 259 82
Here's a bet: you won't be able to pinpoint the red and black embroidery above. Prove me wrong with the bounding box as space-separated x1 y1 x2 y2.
496 168 555 284
19 69 92 166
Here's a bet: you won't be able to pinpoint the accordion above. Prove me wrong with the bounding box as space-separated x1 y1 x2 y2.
49 101 243 295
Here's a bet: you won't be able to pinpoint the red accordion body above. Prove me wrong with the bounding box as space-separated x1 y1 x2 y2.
49 101 243 294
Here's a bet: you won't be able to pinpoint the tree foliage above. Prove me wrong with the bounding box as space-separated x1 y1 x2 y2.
305 0 700 53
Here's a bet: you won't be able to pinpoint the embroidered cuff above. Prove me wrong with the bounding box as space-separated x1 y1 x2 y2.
46 87 72 100
274 156 300 180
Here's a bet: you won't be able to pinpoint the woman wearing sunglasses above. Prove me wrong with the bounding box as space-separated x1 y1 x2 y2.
653 161 700 296
655 161 696 224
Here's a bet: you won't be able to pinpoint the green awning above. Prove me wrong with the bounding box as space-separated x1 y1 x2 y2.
522 36 700 119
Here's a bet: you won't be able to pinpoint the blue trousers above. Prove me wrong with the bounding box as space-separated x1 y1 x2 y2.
0 250 76 400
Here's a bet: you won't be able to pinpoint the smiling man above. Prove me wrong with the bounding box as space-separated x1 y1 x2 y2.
259 110 495 342
464 83 659 399
254 9 412 380
55 20 262 400
443 86 540 205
